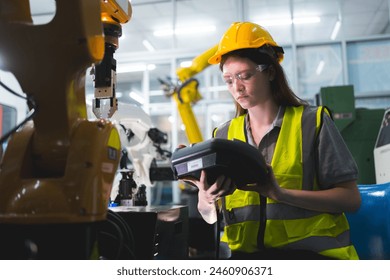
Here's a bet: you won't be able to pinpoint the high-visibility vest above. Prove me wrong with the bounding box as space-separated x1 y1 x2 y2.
213 105 359 260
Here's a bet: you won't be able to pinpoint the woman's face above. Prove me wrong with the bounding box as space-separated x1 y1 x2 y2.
222 56 273 110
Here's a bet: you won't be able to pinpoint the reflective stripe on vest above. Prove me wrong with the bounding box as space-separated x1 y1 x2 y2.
214 105 358 259
222 204 352 252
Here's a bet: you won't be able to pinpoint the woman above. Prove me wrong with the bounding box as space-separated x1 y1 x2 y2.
183 22 361 260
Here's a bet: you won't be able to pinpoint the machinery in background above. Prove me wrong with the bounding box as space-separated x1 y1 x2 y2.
347 108 390 259
0 103 17 152
374 108 390 184
159 45 218 144
106 204 189 259
317 85 385 184
159 45 223 258
96 103 187 260
92 0 131 119
0 0 131 259
319 86 390 259
107 103 173 206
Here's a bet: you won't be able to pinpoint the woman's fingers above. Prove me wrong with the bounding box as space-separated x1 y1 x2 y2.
208 175 236 202
183 170 237 203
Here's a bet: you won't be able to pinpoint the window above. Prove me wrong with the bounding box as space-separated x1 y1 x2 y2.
297 44 343 101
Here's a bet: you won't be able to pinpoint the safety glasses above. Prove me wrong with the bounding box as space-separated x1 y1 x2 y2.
221 64 269 86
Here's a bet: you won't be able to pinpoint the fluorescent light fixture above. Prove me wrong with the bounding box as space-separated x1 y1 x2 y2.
330 20 341 40
260 16 320 27
316 60 325 75
293 16 321 24
180 60 192 68
142 39 155 52
129 91 145 104
117 63 156 73
153 25 216 37
261 18 292 27
146 64 156 71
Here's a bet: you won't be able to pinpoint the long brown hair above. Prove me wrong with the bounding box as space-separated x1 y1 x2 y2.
220 46 307 117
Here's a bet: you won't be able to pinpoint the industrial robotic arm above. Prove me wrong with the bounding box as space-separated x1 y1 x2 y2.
159 45 218 144
92 0 131 119
109 103 172 206
0 0 131 259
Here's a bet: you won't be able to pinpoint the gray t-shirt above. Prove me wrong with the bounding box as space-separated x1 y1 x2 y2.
246 106 358 189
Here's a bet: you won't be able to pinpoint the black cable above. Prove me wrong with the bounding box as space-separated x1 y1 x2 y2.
0 80 26 99
0 80 37 144
98 232 136 260
153 143 172 158
101 218 124 260
100 210 136 259
98 231 123 260
104 213 137 260
107 210 135 250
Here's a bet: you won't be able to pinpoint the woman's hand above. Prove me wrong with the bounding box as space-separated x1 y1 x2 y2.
237 164 361 213
198 170 236 203
181 170 236 224
238 165 282 200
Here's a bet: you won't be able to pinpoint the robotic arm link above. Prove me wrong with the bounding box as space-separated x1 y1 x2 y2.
159 44 218 144
110 103 173 207
92 0 132 119
0 0 131 259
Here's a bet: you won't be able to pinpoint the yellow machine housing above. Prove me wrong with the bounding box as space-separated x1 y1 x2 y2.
0 0 132 260
0 0 132 256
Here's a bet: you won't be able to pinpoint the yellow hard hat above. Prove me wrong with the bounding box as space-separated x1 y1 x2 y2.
208 22 284 64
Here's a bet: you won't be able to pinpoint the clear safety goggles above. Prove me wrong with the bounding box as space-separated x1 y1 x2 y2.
221 64 269 86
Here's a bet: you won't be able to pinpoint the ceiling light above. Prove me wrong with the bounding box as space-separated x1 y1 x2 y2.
117 63 156 73
146 64 156 71
293 16 321 24
153 25 216 37
142 39 155 52
260 16 320 27
330 20 341 40
261 18 292 26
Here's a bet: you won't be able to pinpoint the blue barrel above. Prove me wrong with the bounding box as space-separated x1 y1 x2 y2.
346 183 390 259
